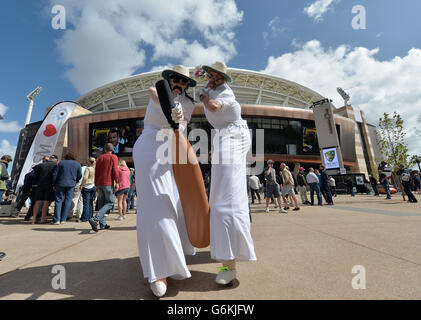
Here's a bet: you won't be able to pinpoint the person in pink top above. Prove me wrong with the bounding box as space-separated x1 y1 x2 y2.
116 160 131 220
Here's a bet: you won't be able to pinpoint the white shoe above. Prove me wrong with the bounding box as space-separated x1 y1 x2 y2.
216 268 237 285
115 216 123 221
150 279 167 297
60 221 67 224
265 207 270 213
123 215 126 220
280 208 287 214
52 221 60 225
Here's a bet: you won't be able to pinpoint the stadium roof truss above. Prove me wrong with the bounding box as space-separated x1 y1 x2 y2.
76 68 326 112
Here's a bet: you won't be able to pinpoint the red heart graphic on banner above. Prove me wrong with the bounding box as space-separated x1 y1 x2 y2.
43 124 57 137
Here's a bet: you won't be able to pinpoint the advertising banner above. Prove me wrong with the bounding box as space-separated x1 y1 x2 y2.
312 99 344 171
16 101 78 191
322 146 340 170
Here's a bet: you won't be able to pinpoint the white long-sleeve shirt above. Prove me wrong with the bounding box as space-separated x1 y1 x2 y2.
203 83 243 129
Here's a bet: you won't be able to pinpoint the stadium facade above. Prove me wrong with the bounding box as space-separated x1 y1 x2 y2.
13 68 382 182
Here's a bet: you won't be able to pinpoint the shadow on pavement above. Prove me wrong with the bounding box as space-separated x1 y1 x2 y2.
30 226 137 234
0 216 33 225
185 251 216 266
0 254 229 300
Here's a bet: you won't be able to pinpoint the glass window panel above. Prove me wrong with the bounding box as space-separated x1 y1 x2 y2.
287 144 297 155
290 120 301 129
280 120 288 128
262 118 271 129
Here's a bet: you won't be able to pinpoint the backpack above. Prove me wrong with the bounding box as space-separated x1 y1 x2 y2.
401 170 411 182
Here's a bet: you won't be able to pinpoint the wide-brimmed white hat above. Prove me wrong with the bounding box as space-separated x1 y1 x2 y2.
202 61 232 83
162 65 196 87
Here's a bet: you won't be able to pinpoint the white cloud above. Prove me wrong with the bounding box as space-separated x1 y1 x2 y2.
0 140 17 160
263 17 287 46
304 0 340 22
0 102 22 133
149 64 174 73
262 40 421 155
0 103 6 116
49 0 243 94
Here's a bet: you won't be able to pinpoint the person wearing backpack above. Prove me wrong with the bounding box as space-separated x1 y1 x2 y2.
397 164 418 203
0 155 12 203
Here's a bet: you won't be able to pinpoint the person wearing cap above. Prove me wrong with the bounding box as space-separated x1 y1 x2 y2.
132 65 197 297
198 61 256 286
296 167 310 205
397 164 418 203
0 155 12 202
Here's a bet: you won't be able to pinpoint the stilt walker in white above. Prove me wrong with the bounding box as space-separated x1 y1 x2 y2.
197 61 257 285
133 66 197 297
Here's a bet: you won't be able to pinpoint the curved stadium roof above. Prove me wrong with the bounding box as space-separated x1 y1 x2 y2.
76 68 326 112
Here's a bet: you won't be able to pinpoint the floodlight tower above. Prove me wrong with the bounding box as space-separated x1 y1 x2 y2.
25 86 43 126
337 87 350 106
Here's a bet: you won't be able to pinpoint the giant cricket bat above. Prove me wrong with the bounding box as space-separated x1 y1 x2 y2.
156 80 210 248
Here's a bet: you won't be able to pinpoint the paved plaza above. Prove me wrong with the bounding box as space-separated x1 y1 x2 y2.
1 193 420 300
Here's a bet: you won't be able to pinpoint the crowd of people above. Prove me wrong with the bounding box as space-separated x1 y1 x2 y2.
1 145 137 226
248 160 420 211
248 161 336 212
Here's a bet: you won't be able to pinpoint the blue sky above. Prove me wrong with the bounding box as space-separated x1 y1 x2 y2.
1 0 421 166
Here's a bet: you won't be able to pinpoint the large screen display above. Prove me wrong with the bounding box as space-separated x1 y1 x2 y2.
90 119 144 158
322 146 340 170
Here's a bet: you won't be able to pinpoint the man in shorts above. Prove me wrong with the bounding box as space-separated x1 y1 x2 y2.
279 163 300 211
264 160 287 213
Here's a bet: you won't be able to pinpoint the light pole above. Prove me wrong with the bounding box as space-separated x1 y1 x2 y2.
25 86 43 127
337 87 350 106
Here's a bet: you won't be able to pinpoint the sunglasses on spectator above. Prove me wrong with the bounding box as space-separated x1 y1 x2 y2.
169 74 189 85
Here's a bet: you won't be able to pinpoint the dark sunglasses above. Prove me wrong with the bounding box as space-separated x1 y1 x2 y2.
207 73 224 83
169 74 188 85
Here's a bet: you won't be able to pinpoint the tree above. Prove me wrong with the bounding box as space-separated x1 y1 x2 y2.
378 112 415 200
410 154 421 172
378 112 413 173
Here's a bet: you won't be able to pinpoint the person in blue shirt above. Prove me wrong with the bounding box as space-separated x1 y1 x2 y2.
52 153 82 224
